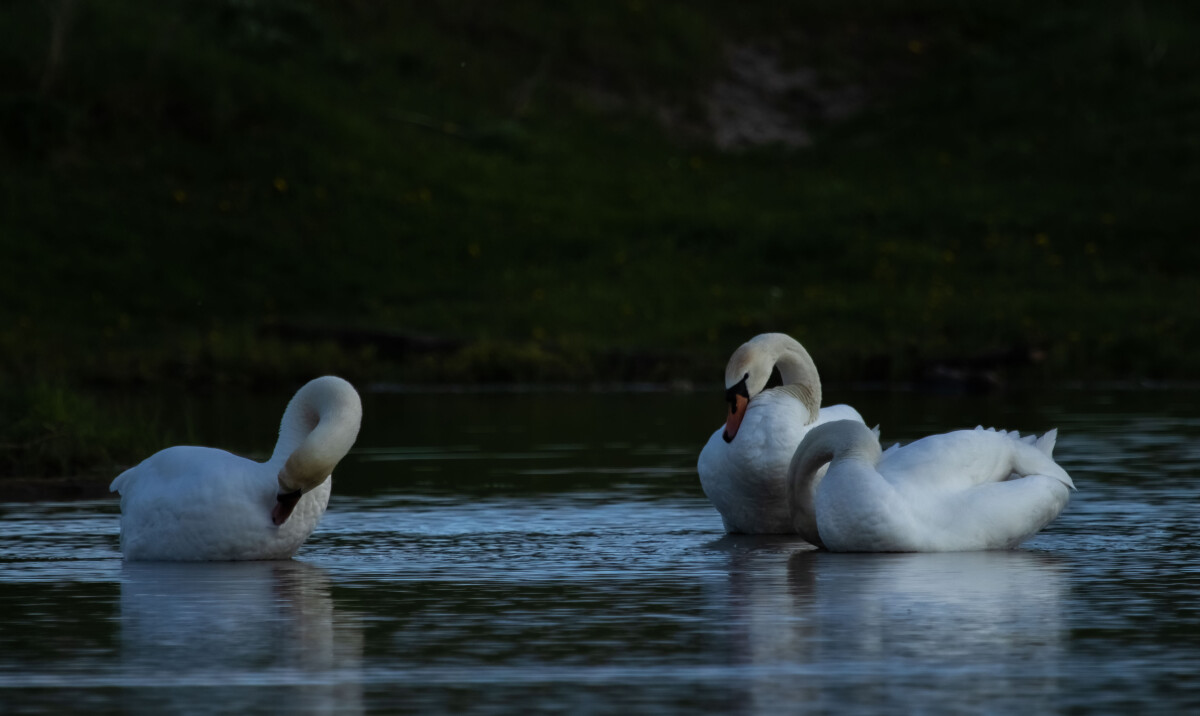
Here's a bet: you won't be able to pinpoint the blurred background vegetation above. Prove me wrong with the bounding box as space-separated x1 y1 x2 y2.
2 0 1198 476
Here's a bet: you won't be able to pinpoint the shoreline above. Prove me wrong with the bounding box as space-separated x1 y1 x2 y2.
0 476 116 503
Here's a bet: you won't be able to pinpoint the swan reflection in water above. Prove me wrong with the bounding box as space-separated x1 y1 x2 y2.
716 541 1068 713
119 560 363 714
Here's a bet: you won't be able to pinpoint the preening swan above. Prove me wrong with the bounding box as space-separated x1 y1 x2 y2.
110 376 363 561
787 420 1074 552
697 333 869 534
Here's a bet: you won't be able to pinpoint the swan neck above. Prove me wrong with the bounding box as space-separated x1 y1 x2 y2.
771 340 821 423
272 377 363 493
727 334 823 420
787 441 833 549
787 421 879 547
272 403 314 464
776 344 820 394
776 383 820 425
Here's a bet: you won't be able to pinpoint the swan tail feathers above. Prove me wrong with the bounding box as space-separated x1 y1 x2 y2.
979 426 1033 442
110 467 133 493
1035 428 1058 457
1012 432 1073 491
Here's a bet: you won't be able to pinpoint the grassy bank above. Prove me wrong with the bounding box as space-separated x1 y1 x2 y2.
2 1 1199 475
0 383 163 486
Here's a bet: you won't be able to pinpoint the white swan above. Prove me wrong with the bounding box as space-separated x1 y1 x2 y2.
110 376 363 561
787 420 1074 552
697 333 868 534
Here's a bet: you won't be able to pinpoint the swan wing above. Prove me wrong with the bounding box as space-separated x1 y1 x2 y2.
873 428 1072 550
817 461 1072 552
907 474 1072 550
113 447 283 560
112 446 267 504
878 428 1068 494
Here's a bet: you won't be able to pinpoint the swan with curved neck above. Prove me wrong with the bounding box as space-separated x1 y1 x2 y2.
110 376 363 561
787 420 1074 552
720 333 823 443
697 333 869 534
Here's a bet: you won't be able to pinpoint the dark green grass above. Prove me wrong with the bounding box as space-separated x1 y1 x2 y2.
2 0 1199 399
0 382 164 479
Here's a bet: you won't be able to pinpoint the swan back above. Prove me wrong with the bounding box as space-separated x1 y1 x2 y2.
878 427 1073 497
111 445 335 561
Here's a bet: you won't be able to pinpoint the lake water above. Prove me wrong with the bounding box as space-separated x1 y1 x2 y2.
1 386 1198 714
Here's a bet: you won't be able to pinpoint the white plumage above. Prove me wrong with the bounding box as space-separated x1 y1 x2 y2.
110 376 362 561
697 333 870 534
788 420 1074 552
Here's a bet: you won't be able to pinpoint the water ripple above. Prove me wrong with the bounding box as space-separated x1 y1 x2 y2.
2 390 1200 713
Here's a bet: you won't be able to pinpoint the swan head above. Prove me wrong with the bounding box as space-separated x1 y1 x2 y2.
271 456 338 526
270 376 363 526
721 333 822 442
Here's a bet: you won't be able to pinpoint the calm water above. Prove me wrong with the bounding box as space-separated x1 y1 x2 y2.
1 386 1199 714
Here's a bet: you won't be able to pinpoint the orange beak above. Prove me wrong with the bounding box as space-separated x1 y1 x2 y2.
723 393 749 442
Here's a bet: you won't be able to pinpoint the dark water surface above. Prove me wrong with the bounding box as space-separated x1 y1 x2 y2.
1 386 1198 714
